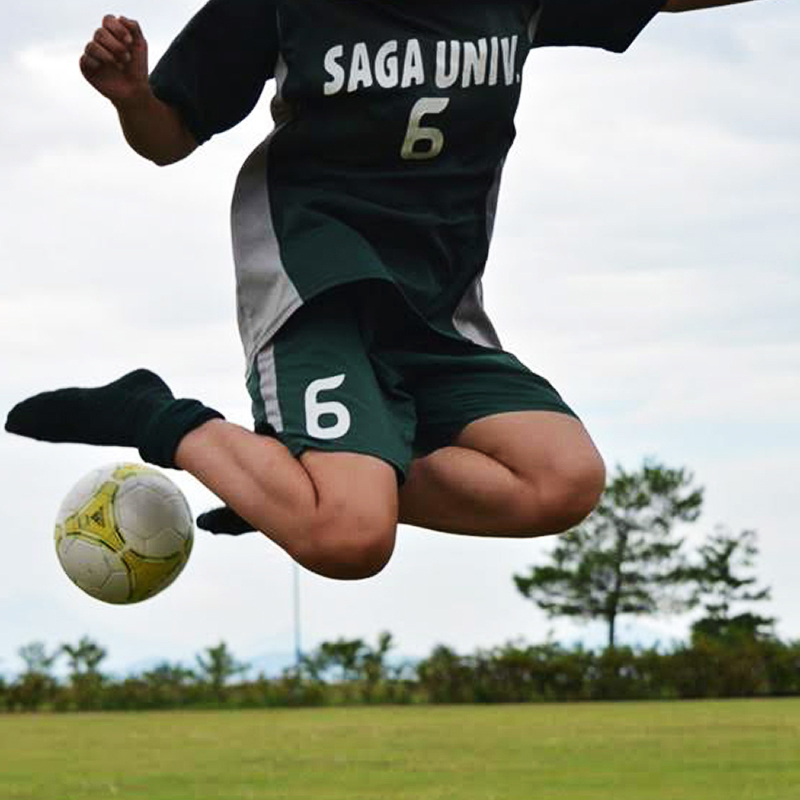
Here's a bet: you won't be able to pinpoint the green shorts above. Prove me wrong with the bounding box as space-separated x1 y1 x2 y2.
246 283 575 480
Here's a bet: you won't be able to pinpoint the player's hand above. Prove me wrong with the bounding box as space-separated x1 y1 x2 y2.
79 16 149 106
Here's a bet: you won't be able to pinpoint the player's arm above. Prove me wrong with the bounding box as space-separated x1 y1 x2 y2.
662 0 762 12
80 16 196 166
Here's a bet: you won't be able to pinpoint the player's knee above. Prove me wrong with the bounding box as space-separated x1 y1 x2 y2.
537 450 606 533
296 503 397 580
515 449 606 536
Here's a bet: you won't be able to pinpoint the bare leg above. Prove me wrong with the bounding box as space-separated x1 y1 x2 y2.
399 411 605 536
175 420 399 580
177 411 604 580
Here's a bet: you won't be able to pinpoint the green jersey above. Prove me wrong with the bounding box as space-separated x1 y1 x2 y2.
150 0 662 376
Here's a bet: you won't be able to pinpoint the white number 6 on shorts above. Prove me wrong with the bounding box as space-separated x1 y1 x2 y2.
305 374 352 440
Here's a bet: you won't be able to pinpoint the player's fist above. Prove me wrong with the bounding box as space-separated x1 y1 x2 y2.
79 15 149 106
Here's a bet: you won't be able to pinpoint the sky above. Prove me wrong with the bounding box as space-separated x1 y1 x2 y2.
1 1 798 678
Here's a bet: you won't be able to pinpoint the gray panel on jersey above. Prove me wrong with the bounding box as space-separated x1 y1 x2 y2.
232 132 303 377
452 158 505 350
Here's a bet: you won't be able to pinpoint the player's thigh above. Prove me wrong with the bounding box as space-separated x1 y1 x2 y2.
454 409 604 489
455 409 606 531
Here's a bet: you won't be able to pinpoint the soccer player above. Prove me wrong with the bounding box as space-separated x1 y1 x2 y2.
6 0 764 580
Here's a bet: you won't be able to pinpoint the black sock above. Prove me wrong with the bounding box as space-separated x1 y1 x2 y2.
196 506 257 536
5 368 223 468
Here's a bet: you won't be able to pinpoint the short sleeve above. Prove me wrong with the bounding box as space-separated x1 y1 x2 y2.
149 0 279 144
529 0 665 53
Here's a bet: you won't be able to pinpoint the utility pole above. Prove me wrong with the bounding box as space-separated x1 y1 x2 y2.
293 561 302 667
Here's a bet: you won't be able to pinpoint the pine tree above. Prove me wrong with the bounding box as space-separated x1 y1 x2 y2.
514 460 703 649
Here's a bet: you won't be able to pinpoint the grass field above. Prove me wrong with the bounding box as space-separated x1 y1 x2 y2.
1 699 799 800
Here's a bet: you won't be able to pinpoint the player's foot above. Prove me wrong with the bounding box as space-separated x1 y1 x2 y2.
197 505 256 535
4 368 223 468
5 369 169 446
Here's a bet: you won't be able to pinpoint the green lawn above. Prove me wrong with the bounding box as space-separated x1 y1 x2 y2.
1 700 798 800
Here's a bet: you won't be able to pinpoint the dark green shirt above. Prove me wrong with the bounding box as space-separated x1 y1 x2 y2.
150 0 662 374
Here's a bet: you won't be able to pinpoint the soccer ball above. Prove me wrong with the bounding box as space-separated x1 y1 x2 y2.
54 463 193 604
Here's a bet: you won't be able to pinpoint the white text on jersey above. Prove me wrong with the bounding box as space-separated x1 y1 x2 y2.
323 36 520 97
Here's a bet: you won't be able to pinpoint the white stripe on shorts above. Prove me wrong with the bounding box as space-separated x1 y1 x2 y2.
256 345 284 433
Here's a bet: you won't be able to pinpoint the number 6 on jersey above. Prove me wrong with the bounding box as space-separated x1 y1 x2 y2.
305 374 352 439
401 97 450 161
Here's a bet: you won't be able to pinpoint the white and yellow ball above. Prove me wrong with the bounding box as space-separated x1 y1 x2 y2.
54 463 193 604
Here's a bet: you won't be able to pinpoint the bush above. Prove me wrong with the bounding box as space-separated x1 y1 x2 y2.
3 635 798 713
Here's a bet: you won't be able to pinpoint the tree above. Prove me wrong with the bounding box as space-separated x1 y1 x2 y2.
687 527 774 643
360 631 394 687
60 636 107 710
138 661 197 708
301 633 390 681
514 460 703 649
61 636 106 678
298 632 397 701
12 642 60 711
18 642 59 676
143 661 196 687
308 639 365 682
195 642 247 701
416 645 474 704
